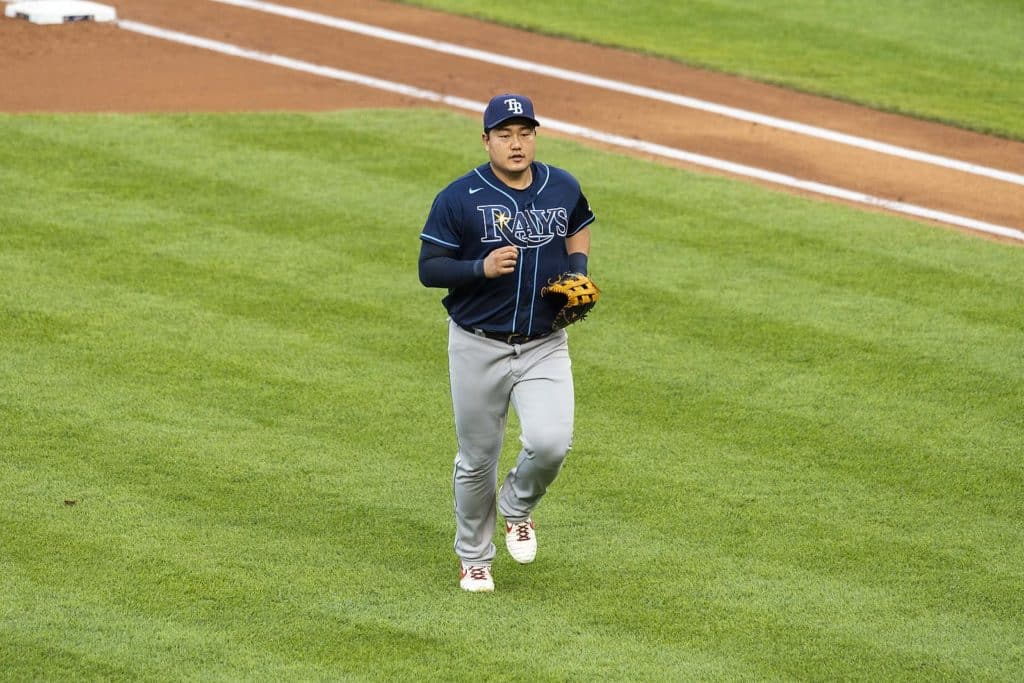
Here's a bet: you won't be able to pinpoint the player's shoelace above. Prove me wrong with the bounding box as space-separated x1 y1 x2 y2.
466 565 489 581
511 522 533 541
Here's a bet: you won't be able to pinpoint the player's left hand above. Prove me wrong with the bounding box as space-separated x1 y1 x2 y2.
541 272 601 329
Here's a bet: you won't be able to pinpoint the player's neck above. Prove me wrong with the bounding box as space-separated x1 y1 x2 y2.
490 163 533 190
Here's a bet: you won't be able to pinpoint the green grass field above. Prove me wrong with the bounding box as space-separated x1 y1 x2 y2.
402 0 1024 140
2 110 1022 679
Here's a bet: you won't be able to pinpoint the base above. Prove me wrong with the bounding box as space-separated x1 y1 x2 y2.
4 1 117 24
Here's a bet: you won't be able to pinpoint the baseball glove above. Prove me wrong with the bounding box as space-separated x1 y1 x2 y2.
541 272 601 330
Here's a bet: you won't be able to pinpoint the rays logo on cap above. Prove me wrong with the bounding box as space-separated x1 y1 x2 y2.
483 93 541 131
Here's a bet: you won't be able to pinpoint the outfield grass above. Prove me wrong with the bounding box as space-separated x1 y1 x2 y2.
401 0 1024 140
1 110 1022 680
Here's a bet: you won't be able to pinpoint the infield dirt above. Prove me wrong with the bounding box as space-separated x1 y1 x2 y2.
2 0 1021 242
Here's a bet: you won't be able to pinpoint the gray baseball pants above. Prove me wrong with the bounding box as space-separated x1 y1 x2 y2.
447 320 574 565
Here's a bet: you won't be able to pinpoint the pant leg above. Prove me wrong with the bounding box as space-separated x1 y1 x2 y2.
448 321 515 564
498 330 574 521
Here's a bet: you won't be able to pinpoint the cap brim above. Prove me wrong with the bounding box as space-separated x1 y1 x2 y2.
485 115 540 131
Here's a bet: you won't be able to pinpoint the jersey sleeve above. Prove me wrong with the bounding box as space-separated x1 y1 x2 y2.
420 190 463 250
566 190 596 236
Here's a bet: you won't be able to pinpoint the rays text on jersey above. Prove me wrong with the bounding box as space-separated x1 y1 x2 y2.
478 205 569 247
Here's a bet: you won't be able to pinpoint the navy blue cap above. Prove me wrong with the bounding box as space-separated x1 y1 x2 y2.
483 93 540 131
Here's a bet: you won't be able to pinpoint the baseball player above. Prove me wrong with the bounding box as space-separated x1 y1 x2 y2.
419 93 595 592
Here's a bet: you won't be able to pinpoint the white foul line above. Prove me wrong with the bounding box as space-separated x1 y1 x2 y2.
116 20 1024 243
210 0 1024 188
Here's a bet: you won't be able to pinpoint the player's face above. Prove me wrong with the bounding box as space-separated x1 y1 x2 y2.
483 122 536 184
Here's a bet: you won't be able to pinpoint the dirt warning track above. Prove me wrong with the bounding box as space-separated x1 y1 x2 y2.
2 0 1022 242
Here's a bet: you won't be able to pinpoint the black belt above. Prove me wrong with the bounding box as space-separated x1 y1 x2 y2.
459 324 553 345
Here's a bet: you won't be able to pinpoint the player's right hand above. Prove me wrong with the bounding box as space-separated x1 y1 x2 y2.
483 245 518 278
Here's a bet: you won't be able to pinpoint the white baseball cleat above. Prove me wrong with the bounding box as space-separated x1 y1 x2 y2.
459 563 494 592
505 518 537 564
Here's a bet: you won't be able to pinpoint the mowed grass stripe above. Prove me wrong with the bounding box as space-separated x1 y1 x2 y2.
2 111 1022 680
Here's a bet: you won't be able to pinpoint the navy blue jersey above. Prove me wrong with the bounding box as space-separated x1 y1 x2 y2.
421 161 595 336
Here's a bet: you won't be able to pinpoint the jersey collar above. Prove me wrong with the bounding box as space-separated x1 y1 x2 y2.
477 162 549 208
